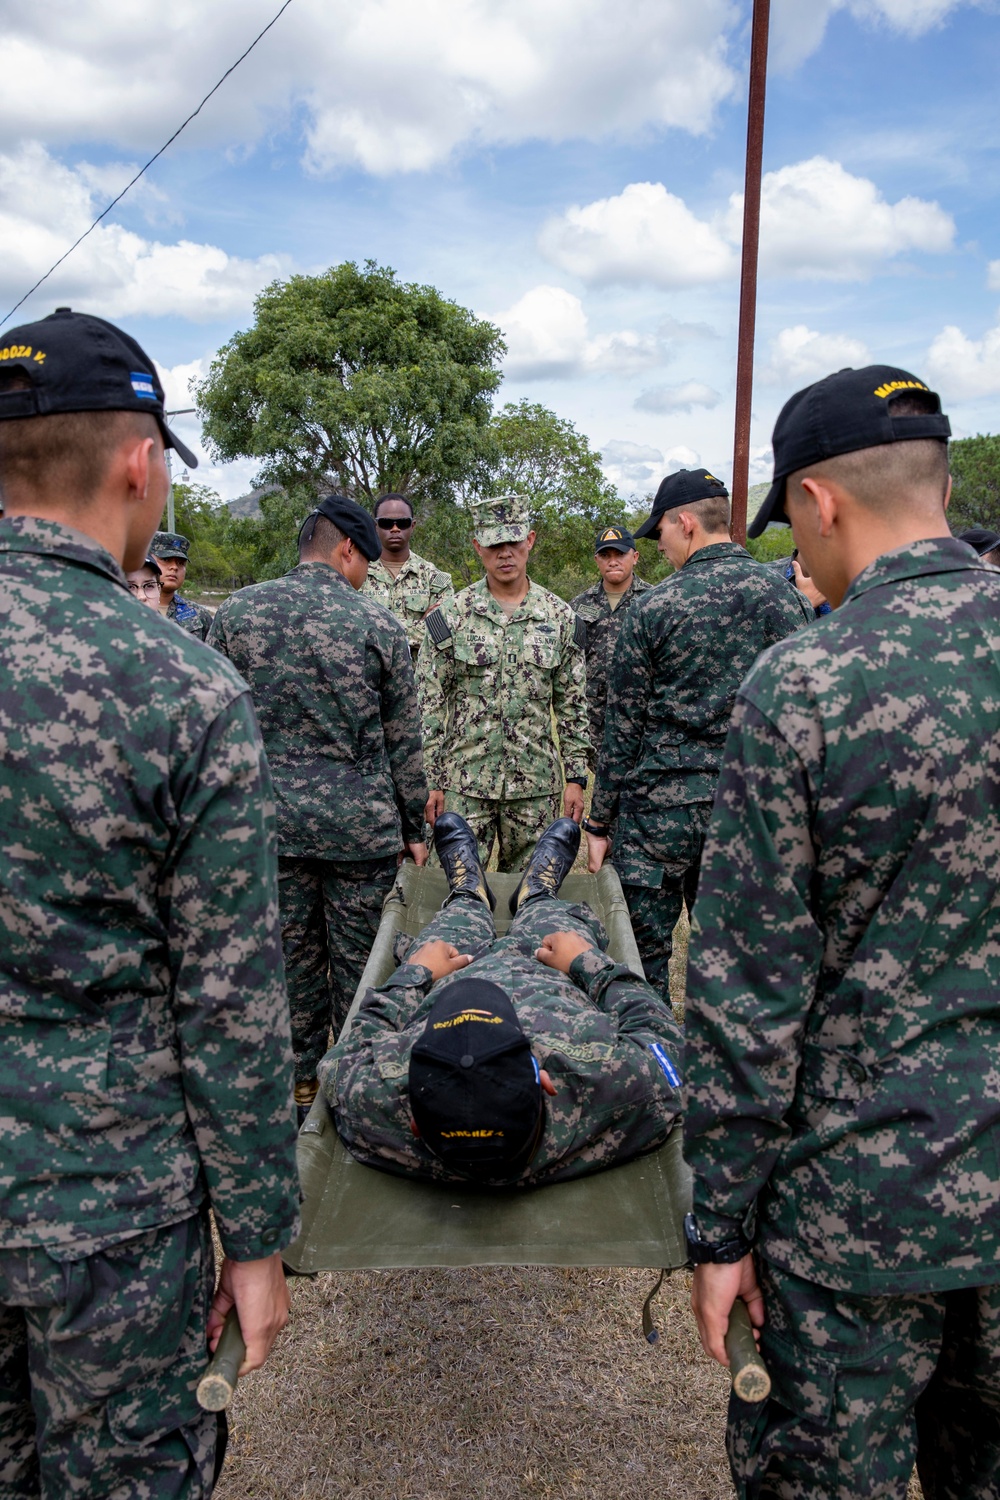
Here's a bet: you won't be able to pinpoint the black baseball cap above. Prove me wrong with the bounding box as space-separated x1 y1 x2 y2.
957 526 1000 556
305 493 382 562
634 469 730 539
0 308 198 467
408 979 543 1181
749 365 952 538
594 525 637 553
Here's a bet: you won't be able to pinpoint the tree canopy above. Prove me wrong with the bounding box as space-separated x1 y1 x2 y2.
196 260 505 505
947 434 1000 532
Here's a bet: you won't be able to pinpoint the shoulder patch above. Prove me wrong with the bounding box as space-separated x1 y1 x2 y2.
425 608 453 646
574 615 587 650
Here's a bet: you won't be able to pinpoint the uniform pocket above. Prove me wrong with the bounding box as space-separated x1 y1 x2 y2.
523 632 559 672
453 634 499 694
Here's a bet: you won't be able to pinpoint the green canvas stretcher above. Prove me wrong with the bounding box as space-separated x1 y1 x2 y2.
283 864 692 1275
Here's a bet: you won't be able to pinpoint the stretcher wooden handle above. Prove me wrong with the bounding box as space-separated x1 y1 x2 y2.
725 1298 771 1403
197 1307 246 1411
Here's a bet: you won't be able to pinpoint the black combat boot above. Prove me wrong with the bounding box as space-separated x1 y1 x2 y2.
433 812 496 910
508 818 581 913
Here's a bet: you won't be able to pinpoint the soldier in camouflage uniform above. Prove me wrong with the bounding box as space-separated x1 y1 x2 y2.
586 469 810 999
570 525 652 770
684 366 1000 1499
208 494 428 1119
361 493 454 659
319 814 682 1184
0 308 299 1498
418 494 591 871
150 530 214 639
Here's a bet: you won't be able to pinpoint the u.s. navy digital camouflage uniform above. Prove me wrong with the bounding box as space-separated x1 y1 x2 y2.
166 591 213 640
361 550 454 658
0 517 300 1498
209 563 428 1079
417 581 591 871
319 893 683 1184
684 539 1000 1499
591 542 810 999
569 573 653 769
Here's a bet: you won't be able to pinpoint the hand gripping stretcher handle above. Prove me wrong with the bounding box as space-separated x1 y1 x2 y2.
725 1298 771 1403
197 1307 246 1412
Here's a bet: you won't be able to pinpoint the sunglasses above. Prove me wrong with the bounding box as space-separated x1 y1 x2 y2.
376 517 413 531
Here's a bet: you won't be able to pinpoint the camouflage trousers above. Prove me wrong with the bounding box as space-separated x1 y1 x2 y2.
619 804 711 1002
0 1211 220 1499
278 854 398 1080
434 793 561 874
411 888 608 959
728 1256 1000 1500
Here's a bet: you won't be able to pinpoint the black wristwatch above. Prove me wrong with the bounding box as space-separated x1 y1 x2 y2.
581 816 610 837
683 1212 753 1265
566 776 588 789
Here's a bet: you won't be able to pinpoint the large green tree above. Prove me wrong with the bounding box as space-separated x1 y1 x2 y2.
947 434 1000 531
196 260 505 504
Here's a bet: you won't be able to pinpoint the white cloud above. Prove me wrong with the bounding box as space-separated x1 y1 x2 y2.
539 182 735 289
491 284 662 380
761 325 871 386
771 0 991 69
0 1 740 176
728 157 955 281
926 321 1000 399
599 439 664 491
988 261 1000 291
634 381 721 413
0 143 287 324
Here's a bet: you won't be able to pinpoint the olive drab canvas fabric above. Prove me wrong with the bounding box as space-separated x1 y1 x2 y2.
590 541 811 882
417 579 590 801
361 550 454 655
208 561 428 857
684 538 1000 1297
319 894 683 1186
570 574 653 767
0 516 300 1263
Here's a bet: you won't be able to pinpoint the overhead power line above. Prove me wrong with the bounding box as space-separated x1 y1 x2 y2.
0 0 295 330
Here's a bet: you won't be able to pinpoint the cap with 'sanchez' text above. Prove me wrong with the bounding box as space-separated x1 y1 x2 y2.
0 308 198 467
749 365 951 538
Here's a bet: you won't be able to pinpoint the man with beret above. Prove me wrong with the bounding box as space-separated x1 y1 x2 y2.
319 812 683 1185
586 469 810 1000
150 530 213 640
570 526 653 770
0 307 299 1496
418 493 591 871
683 366 1000 1498
361 493 454 660
209 494 429 1121
956 524 1000 565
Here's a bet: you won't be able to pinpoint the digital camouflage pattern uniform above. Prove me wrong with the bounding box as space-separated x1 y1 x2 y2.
0 517 300 1498
150 530 213 641
684 539 1000 1499
591 542 810 998
570 572 653 768
208 563 428 1079
319 892 683 1184
361 549 454 658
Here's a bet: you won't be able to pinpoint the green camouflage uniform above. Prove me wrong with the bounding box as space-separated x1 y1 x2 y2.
684 539 1000 1499
0 517 300 1498
590 542 810 997
570 573 653 768
208 563 428 1076
319 893 683 1184
361 550 454 658
165 592 213 640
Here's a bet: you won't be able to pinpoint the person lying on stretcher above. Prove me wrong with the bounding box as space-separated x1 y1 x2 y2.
318 815 683 1187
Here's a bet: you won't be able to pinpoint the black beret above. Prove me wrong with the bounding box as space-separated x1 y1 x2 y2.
313 494 382 561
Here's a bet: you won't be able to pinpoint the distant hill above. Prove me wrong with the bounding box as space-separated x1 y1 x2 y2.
227 485 281 520
747 482 770 522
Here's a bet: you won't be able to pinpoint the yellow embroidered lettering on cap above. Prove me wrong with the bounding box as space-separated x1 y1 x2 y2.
874 379 929 400
431 1009 503 1031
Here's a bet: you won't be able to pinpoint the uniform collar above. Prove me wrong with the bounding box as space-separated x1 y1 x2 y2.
843 536 988 605
472 577 547 620
0 514 128 587
291 560 354 591
678 540 747 572
372 551 420 580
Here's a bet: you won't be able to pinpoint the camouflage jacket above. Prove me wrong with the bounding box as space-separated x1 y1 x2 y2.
166 592 213 640
320 918 683 1186
570 574 653 767
417 579 590 799
0 517 299 1259
208 562 427 859
591 543 810 884
361 550 454 656
684 538 1000 1296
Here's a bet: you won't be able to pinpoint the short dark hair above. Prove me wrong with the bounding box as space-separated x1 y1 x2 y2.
299 511 346 557
374 492 414 518
684 493 731 534
0 368 158 505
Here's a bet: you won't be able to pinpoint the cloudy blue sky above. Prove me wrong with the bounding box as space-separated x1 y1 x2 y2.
2 0 998 502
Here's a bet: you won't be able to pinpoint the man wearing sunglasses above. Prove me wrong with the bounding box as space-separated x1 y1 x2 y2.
361 493 453 660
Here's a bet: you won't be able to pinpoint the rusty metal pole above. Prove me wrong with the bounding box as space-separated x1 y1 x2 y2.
731 0 770 545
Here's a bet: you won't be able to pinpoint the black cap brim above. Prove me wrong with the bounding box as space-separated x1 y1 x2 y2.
161 419 198 469
595 539 635 553
747 478 788 539
633 510 662 540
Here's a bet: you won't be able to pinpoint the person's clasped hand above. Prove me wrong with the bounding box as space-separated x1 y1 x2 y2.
409 939 473 982
535 930 594 973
